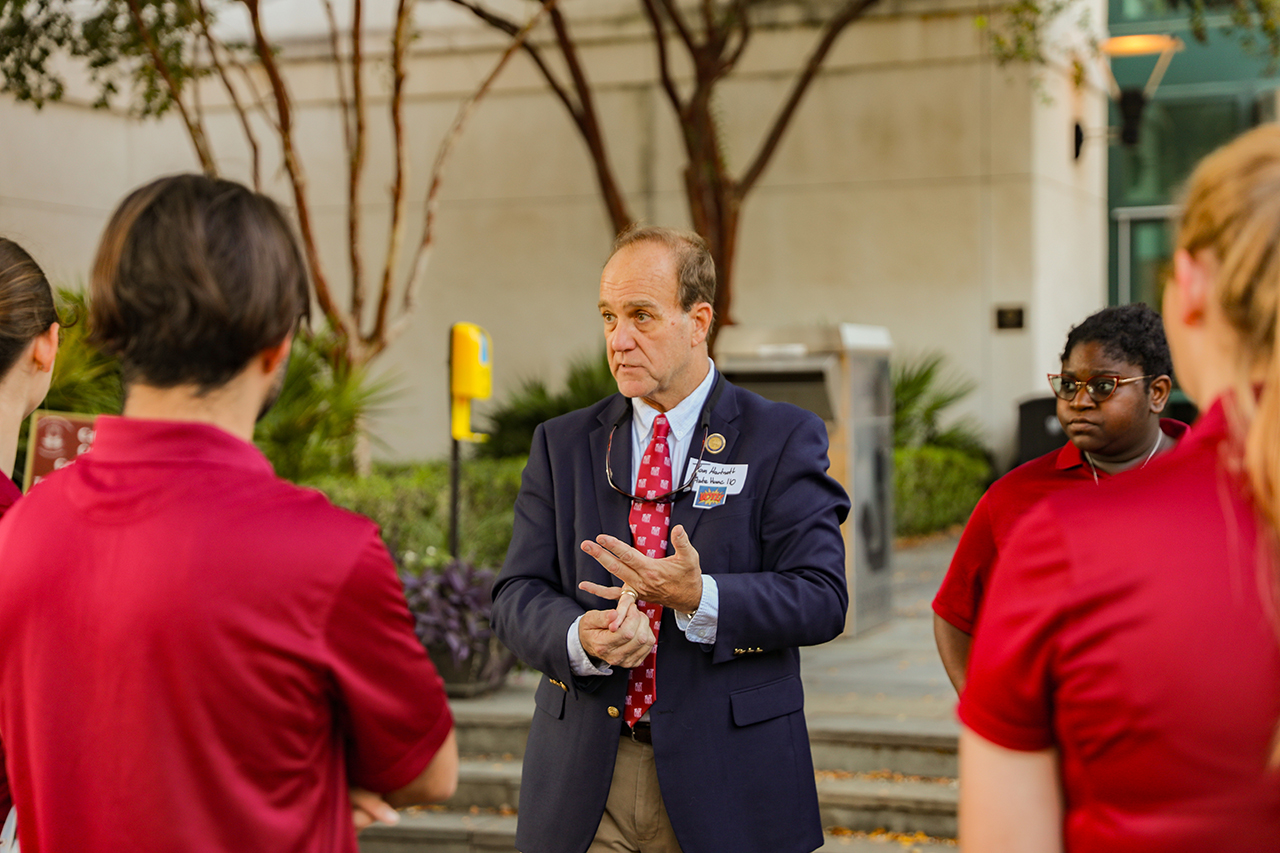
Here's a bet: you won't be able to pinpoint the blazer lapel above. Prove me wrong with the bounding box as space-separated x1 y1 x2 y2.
591 395 635 550
669 381 742 542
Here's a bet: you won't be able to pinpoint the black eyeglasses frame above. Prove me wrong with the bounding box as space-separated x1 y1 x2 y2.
604 423 709 505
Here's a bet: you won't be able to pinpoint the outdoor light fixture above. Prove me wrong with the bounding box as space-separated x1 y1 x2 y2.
1074 33 1184 158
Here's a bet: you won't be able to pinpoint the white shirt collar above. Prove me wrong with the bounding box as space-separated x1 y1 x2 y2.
630 359 717 443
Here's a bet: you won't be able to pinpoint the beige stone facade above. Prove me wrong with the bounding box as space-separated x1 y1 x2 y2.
0 0 1108 468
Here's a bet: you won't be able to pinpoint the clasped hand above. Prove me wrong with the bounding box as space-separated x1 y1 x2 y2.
576 524 702 668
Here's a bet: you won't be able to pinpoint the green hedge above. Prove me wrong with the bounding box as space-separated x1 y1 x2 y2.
306 456 526 569
894 445 990 537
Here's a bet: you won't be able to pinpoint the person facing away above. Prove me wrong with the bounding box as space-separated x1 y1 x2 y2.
0 239 61 823
932 304 1185 693
0 174 458 852
492 225 850 853
0 239 60 518
959 125 1280 851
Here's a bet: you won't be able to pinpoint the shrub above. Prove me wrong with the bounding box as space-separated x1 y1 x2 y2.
307 455 526 569
253 329 395 482
894 445 990 536
893 352 987 460
479 350 615 458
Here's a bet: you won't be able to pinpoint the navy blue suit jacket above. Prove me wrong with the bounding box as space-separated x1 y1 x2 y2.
492 377 850 853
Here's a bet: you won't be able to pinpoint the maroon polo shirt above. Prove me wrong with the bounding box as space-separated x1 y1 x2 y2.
0 417 452 852
932 418 1189 634
960 399 1280 850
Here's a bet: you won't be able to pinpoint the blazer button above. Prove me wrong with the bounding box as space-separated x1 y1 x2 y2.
608 706 621 718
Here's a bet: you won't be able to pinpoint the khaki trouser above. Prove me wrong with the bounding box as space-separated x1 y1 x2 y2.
588 734 684 853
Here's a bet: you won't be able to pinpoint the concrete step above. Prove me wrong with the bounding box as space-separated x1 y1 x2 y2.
806 715 958 778
450 677 959 778
448 684 532 759
358 812 956 852
447 759 521 812
440 760 955 841
815 773 957 838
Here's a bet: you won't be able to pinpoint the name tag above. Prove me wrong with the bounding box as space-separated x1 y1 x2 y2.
685 462 748 509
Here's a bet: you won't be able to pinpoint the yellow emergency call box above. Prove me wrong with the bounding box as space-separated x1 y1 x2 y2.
450 322 492 442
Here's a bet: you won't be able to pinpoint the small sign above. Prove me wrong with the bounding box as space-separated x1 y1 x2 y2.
995 306 1025 330
693 485 727 509
684 461 748 495
23 410 98 491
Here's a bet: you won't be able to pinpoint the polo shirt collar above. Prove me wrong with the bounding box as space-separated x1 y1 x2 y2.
87 416 275 476
1053 416 1194 472
630 359 717 443
1055 439 1086 471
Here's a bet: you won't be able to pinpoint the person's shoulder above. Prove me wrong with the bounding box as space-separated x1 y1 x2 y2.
247 475 384 544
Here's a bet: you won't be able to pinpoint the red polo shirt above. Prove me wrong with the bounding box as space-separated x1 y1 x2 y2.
0 417 452 852
960 400 1280 850
0 475 19 518
0 474 18 817
932 418 1189 634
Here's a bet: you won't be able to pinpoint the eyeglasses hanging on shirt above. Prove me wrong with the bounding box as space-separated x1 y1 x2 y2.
603 373 725 505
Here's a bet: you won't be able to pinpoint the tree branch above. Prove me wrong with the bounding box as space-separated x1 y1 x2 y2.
545 3 631 231
640 0 684 115
445 0 578 119
655 0 699 58
320 0 353 154
370 0 413 347
347 0 369 328
721 0 752 70
392 0 559 348
240 0 350 351
447 0 632 232
124 0 217 174
738 0 877 196
195 0 261 189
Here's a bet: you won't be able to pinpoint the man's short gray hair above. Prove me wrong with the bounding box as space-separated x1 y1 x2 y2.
610 225 717 315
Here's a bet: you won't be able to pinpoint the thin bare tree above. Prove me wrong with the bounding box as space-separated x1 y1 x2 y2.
0 0 547 369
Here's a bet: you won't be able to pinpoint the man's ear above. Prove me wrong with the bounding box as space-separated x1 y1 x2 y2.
31 323 58 373
1148 375 1173 414
689 302 714 347
259 334 293 377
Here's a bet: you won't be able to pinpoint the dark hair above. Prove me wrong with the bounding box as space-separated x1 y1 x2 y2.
89 174 310 392
1060 304 1174 388
0 238 60 377
611 225 716 315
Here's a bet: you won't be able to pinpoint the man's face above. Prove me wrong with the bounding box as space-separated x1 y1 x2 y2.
598 241 709 412
1056 340 1156 461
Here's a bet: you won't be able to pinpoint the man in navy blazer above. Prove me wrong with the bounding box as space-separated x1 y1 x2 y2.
492 226 850 853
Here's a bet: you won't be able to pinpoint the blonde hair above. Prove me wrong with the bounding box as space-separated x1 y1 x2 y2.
1176 125 1280 532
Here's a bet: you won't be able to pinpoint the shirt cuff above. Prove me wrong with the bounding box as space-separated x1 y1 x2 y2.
568 615 614 677
675 575 718 645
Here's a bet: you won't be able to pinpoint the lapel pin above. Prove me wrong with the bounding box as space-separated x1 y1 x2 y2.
705 433 726 454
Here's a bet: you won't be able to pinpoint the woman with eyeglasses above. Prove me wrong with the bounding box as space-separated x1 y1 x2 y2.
932 303 1186 693
959 126 1280 851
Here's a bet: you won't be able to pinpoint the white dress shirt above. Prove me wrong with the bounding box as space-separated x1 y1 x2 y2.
567 362 721 677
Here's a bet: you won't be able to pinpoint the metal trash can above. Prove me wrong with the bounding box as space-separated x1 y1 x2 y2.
716 324 893 636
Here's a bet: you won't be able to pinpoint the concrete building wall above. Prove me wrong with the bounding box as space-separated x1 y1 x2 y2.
0 0 1108 469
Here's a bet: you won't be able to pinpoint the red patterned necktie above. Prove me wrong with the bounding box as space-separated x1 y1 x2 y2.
625 413 671 727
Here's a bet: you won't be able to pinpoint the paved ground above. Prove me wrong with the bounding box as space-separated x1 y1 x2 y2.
456 532 963 730
803 532 960 725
